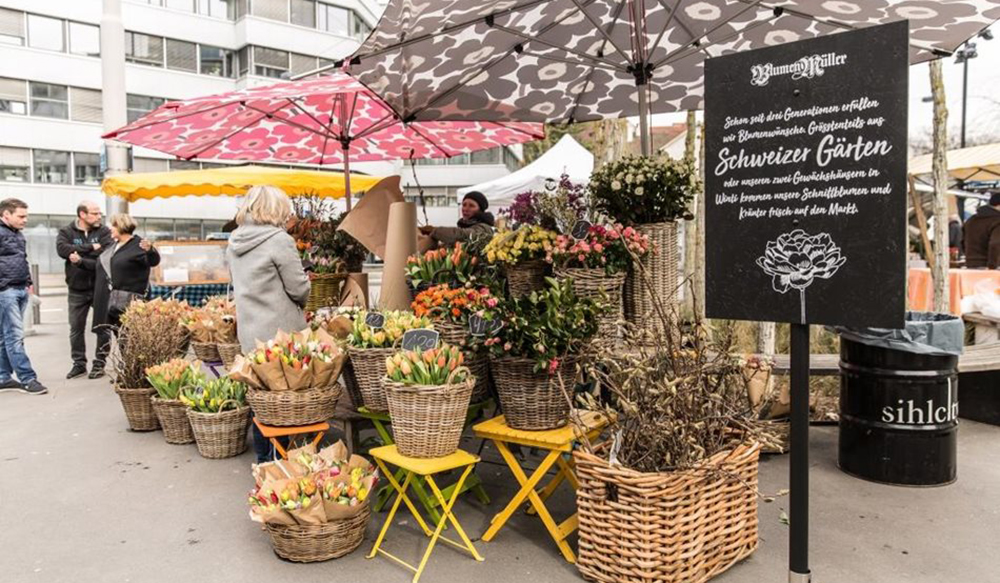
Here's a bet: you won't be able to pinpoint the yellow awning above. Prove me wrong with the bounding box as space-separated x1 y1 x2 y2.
101 165 384 202
908 143 1000 182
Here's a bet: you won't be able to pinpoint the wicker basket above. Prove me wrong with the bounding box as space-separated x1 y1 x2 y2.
491 356 576 431
434 320 467 347
151 397 195 444
385 374 475 458
187 406 251 459
114 386 160 432
175 335 191 358
306 272 349 313
342 360 364 411
554 268 625 346
575 443 761 583
507 258 548 297
191 341 221 363
467 351 491 403
246 384 341 427
623 222 679 341
266 502 371 562
347 346 395 413
216 343 241 369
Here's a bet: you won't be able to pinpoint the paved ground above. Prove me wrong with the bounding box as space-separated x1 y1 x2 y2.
2 302 998 583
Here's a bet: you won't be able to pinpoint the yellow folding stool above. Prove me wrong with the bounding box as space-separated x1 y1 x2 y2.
367 445 484 582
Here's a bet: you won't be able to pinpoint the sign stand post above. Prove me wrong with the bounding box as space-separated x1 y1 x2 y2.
789 323 810 583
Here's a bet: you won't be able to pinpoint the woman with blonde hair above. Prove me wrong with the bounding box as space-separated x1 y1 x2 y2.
227 185 310 462
92 213 159 348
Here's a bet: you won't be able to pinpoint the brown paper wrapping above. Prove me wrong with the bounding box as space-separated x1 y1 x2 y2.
311 352 346 388
318 441 349 466
229 355 264 390
326 316 354 340
252 505 296 526
337 176 404 259
289 494 327 525
250 358 290 392
320 475 374 520
341 273 368 308
380 201 418 311
254 459 307 487
282 361 313 391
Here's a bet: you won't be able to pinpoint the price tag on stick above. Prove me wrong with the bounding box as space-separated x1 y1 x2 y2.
468 314 504 337
401 328 439 351
364 312 386 329
571 220 592 240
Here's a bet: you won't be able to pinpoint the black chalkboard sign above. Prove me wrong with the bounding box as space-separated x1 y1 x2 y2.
468 313 504 337
571 220 592 240
364 312 385 329
401 328 440 351
704 21 907 329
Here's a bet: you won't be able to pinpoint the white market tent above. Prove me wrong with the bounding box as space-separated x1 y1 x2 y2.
458 134 594 208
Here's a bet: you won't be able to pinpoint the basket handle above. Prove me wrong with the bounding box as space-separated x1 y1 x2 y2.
446 365 471 385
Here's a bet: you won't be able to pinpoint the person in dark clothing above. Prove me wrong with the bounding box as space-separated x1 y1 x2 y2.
948 215 963 260
56 201 114 379
963 192 1000 269
0 198 47 395
419 190 496 247
93 214 160 333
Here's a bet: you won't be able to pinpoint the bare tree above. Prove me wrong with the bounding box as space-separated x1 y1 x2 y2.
930 60 951 313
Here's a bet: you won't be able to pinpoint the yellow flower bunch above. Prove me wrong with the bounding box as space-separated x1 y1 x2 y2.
483 226 557 265
348 310 434 348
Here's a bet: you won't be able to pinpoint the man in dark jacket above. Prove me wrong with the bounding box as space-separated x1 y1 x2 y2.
56 201 113 379
0 198 46 395
963 192 1000 269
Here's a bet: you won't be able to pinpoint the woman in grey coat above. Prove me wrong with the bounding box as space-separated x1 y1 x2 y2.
227 185 310 462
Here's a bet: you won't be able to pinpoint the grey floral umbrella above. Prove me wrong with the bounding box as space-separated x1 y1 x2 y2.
340 0 1000 153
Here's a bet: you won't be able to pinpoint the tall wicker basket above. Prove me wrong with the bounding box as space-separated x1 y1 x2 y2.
187 406 251 459
491 356 576 431
217 343 242 369
385 374 475 458
114 386 160 431
433 320 490 402
507 258 548 297
151 397 195 444
623 222 679 342
574 443 761 583
266 502 371 562
554 268 625 346
306 272 349 313
347 346 395 413
191 341 221 363
246 384 341 427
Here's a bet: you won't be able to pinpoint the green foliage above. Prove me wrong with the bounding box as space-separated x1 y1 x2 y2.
590 155 696 224
180 376 248 412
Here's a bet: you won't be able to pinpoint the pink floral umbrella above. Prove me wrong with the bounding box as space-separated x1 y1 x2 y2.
103 73 545 209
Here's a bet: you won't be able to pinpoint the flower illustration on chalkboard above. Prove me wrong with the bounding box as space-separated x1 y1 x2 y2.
756 229 846 323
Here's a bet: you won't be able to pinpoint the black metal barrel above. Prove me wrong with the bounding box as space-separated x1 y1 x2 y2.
838 336 958 486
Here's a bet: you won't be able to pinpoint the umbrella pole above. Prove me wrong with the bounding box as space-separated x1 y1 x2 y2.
637 86 651 157
343 144 352 212
789 322 811 583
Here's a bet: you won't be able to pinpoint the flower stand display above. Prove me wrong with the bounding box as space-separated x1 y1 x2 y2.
491 356 575 431
114 386 160 432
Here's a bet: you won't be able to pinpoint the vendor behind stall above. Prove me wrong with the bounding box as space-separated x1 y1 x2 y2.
964 192 1000 269
419 191 495 247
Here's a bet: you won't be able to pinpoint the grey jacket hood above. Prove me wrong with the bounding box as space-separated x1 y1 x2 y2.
228 223 286 257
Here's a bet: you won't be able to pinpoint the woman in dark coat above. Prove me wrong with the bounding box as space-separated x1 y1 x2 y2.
93 213 160 332
419 191 495 247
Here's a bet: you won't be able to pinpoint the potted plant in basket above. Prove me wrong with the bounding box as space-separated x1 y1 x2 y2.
345 310 433 413
147 358 206 445
181 376 251 459
589 155 695 335
483 225 558 297
501 174 588 232
405 242 495 297
109 300 192 432
382 343 473 458
483 277 601 430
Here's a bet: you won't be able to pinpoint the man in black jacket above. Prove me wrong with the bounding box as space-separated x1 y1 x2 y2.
56 201 113 379
0 198 46 395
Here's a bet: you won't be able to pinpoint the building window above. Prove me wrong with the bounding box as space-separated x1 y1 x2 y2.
198 0 236 19
68 22 100 57
29 82 69 119
170 159 200 170
0 77 28 115
317 3 349 35
0 147 30 182
164 0 196 11
253 46 289 78
70 87 103 123
237 46 250 76
127 94 166 123
200 45 235 77
141 218 176 241
0 8 25 46
291 0 316 27
27 14 65 52
471 147 501 165
290 53 318 77
125 31 164 66
351 13 371 40
133 157 170 173
252 0 289 22
448 153 471 165
33 149 71 184
166 39 198 72
73 152 102 185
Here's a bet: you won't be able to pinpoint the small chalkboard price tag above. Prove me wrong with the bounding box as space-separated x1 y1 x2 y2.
571 220 592 240
364 312 385 330
401 328 440 351
468 314 504 337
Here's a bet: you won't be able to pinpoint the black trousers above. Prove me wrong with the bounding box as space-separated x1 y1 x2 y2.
68 290 111 368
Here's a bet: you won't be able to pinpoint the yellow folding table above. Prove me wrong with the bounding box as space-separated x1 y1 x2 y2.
473 411 608 563
368 445 484 582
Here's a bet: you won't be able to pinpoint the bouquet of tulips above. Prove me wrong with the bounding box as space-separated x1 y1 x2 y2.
146 358 206 400
549 222 652 275
411 284 498 325
179 376 247 413
245 327 346 391
385 343 469 386
347 310 433 349
483 225 558 266
406 242 481 288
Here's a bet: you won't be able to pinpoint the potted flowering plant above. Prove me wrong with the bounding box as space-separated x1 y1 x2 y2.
181 376 252 459
345 310 434 412
147 358 206 444
500 174 588 232
484 278 601 430
382 344 473 458
550 223 652 345
589 155 697 338
483 225 558 297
